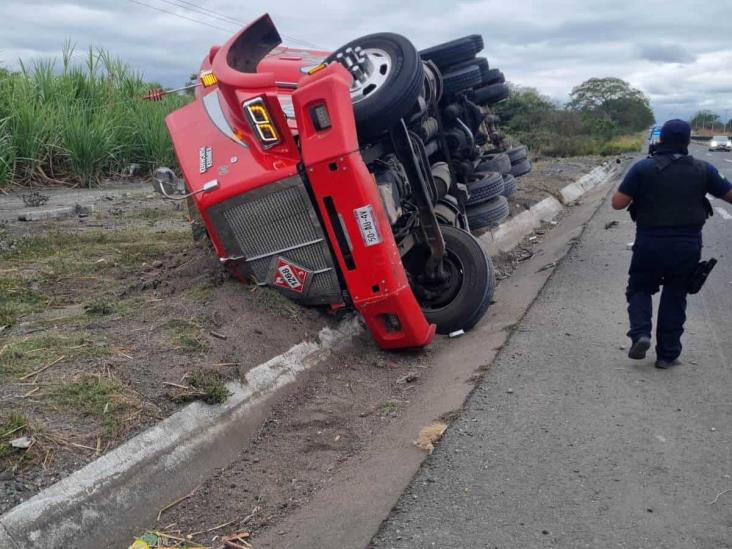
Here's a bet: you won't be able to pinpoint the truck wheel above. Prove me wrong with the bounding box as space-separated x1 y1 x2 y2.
444 57 490 81
327 33 424 142
481 68 505 86
419 35 484 69
466 171 504 205
501 174 517 197
416 226 495 334
442 64 483 95
510 158 532 177
476 152 511 175
466 195 509 230
507 145 528 163
470 82 510 105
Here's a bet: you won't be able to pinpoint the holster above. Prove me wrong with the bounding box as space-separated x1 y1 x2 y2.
687 258 717 295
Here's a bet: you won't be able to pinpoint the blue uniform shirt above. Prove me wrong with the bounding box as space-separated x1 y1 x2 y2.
619 156 732 238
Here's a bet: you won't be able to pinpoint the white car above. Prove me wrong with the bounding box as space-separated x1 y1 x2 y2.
709 135 732 151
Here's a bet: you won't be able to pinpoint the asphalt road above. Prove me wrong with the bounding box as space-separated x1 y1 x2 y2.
373 146 732 549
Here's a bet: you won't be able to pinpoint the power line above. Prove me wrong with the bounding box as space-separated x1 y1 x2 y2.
126 0 323 50
126 0 235 33
158 0 243 27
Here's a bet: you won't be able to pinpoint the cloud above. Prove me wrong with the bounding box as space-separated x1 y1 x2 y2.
0 0 730 122
637 44 696 64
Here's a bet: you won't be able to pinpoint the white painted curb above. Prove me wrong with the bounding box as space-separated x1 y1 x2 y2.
481 161 619 254
0 317 363 549
559 163 617 204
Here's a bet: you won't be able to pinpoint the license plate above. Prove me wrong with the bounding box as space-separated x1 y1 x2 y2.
354 205 382 247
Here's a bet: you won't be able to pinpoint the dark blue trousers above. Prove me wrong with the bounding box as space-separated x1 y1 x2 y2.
626 233 701 361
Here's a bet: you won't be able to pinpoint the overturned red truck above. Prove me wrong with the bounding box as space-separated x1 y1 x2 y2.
156 14 530 350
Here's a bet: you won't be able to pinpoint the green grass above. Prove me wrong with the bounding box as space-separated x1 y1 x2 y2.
168 319 209 353
48 375 132 436
188 370 230 404
83 295 118 316
0 275 46 326
0 332 108 378
379 401 399 416
0 44 190 187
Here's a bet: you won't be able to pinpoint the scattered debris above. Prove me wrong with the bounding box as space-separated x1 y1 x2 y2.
396 372 420 385
537 262 556 273
604 220 619 230
223 532 252 548
21 192 50 207
506 388 514 394
414 421 448 454
10 436 32 449
448 329 465 338
157 485 201 521
708 488 732 505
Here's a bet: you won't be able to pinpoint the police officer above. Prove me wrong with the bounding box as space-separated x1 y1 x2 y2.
612 119 732 368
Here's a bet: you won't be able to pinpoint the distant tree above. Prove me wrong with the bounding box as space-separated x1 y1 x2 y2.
567 77 654 134
689 110 721 131
184 72 198 95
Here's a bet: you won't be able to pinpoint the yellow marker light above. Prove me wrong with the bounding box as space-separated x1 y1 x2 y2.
200 70 218 88
306 63 327 76
243 98 281 148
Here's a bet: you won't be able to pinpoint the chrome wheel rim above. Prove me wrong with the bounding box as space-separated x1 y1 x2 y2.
334 47 393 104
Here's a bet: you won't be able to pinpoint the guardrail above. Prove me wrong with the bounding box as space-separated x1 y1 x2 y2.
691 135 713 141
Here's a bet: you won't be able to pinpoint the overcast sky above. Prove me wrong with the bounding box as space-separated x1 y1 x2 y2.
1 0 731 123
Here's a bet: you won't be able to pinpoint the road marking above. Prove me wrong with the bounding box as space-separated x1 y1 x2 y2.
714 206 732 220
724 159 732 164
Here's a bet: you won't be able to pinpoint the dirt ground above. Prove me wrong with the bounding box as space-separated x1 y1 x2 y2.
0 154 613 541
0 184 331 514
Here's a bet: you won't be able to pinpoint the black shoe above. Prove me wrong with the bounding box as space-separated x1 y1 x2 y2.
655 359 681 369
628 336 651 360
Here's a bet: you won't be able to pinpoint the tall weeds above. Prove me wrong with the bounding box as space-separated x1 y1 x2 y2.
0 45 189 187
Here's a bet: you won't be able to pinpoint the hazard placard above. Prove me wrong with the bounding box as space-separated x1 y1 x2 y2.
271 257 310 294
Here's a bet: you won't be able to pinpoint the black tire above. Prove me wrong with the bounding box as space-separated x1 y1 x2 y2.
441 64 483 95
501 174 517 197
327 33 423 142
444 57 489 80
466 171 504 205
507 145 528 164
470 82 510 106
476 152 511 175
434 195 468 230
419 226 495 334
482 68 505 86
419 35 484 69
467 195 509 230
510 158 532 177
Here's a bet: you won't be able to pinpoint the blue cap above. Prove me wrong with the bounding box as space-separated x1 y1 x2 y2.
660 119 691 145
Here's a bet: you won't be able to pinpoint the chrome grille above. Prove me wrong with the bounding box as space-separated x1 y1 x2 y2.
207 175 342 305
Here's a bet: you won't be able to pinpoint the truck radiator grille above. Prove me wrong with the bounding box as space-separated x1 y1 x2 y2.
207 175 342 305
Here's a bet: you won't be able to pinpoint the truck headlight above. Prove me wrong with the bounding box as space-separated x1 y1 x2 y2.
243 97 281 148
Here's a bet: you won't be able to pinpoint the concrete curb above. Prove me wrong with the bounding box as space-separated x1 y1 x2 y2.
0 317 363 549
559 163 617 204
480 161 619 254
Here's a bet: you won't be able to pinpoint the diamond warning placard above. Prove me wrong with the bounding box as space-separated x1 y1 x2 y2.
272 258 310 294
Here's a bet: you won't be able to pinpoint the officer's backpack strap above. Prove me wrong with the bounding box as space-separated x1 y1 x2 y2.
651 154 675 172
691 157 714 219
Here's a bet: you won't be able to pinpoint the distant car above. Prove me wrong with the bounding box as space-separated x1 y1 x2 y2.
648 127 661 154
709 135 732 151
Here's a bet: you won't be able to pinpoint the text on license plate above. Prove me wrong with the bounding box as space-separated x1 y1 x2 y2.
353 205 382 247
